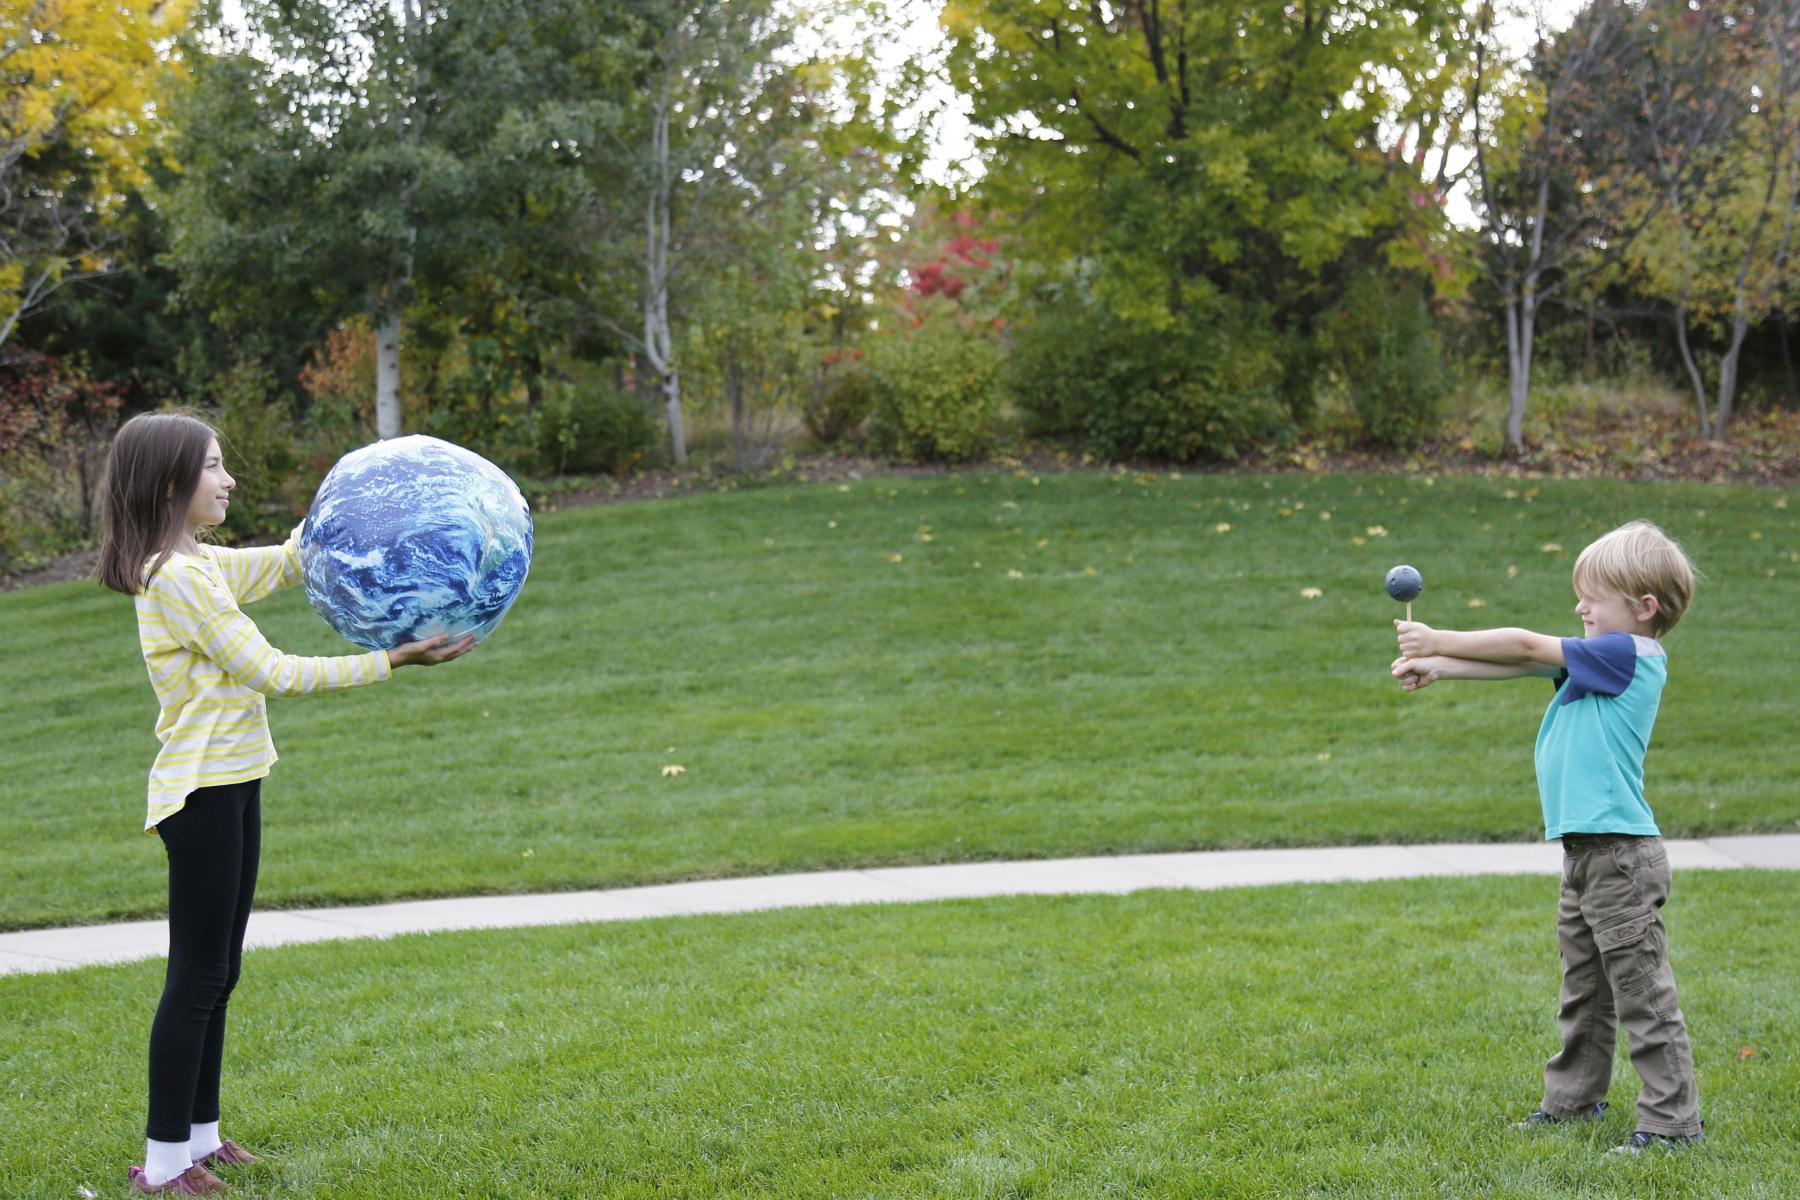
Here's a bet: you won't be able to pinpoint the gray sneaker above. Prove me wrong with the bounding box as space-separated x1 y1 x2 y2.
1516 1100 1608 1129
1607 1128 1705 1155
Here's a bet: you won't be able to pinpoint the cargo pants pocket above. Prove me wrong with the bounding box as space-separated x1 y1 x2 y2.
1594 909 1661 996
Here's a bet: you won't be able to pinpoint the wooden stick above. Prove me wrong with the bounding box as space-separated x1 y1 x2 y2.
1406 600 1412 622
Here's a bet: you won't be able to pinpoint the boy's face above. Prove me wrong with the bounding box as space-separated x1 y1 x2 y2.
1574 582 1658 638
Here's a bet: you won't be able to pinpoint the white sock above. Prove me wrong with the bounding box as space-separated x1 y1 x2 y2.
144 1138 191 1186
188 1120 223 1162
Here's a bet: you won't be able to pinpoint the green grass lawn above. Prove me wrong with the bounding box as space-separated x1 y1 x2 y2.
2 471 1794 930
3 872 1794 1199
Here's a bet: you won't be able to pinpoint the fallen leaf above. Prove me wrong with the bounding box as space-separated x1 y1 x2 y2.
1542 542 1564 554
661 764 686 778
1737 1046 1757 1061
885 553 904 564
1351 536 1367 546
521 848 534 858
1006 569 1024 579
1506 564 1519 578
1300 587 1323 599
1366 525 1389 537
1215 523 1233 533
1468 598 1487 608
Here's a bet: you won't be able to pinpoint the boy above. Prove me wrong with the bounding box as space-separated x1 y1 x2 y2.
1390 520 1703 1155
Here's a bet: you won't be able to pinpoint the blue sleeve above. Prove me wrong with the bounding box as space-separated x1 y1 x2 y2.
1560 632 1638 699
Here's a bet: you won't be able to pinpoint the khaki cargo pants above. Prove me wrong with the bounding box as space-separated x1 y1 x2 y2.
1542 833 1702 1137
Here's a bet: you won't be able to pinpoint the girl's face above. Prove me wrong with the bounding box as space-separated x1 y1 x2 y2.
1574 583 1657 638
185 438 235 531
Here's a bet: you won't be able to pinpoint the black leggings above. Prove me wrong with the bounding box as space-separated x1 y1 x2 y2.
147 779 261 1143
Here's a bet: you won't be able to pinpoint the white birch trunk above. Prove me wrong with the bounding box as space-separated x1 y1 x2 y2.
1714 146 1788 438
375 301 403 440
1504 166 1554 454
368 0 424 442
1504 293 1535 452
1673 304 1711 439
644 64 686 464
1667 191 1713 438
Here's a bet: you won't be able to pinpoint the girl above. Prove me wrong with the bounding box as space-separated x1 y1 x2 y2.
97 412 475 1195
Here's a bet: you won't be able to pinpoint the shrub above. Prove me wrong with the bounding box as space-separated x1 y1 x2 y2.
422 336 543 469
866 307 1003 463
535 376 660 475
1006 296 1290 462
209 361 301 542
803 360 876 445
0 351 124 573
1318 271 1447 449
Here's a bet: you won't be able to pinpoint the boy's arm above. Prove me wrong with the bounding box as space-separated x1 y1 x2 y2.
1395 621 1565 668
1392 654 1562 691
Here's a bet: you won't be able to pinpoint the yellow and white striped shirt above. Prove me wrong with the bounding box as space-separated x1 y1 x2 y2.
135 525 390 830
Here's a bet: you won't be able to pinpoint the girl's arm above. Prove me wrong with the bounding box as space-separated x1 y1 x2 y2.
1394 621 1565 669
1392 654 1562 691
211 524 304 605
148 562 387 696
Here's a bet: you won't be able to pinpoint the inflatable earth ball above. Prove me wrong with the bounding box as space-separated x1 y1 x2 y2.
301 435 533 651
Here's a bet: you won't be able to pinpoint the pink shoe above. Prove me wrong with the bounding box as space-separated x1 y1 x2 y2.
198 1140 258 1169
127 1164 228 1194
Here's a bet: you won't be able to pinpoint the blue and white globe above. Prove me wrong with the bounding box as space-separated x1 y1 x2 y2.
301 435 533 651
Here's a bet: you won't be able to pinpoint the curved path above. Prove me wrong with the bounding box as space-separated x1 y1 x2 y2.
5 835 1798 978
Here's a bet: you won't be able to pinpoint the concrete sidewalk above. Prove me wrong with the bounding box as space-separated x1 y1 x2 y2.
5 835 1798 978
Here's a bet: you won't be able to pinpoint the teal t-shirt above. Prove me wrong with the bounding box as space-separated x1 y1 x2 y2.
1533 631 1667 840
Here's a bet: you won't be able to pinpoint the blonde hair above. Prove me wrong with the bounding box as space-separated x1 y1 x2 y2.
1571 520 1698 637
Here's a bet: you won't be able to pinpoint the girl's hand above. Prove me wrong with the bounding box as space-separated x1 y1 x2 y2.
1391 654 1440 691
388 632 479 668
1394 619 1438 659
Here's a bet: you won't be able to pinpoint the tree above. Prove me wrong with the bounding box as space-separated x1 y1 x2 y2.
0 0 185 349
548 0 914 465
1464 0 1731 451
551 1 799 464
1708 0 1800 433
943 0 1469 451
166 0 569 438
1616 2 1756 437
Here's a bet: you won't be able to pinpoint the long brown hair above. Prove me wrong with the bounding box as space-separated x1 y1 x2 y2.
96 412 217 595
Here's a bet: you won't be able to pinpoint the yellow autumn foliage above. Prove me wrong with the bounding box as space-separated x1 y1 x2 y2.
1 0 188 324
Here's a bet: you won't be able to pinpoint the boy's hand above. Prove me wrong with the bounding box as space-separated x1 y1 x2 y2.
1394 620 1438 659
1391 654 1441 691
388 632 479 668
